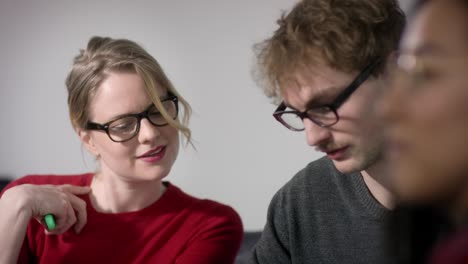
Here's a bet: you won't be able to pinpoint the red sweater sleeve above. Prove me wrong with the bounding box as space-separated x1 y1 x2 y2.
175 202 243 264
0 174 91 264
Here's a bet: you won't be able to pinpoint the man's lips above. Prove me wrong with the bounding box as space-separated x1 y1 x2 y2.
137 146 165 158
316 146 348 155
325 146 348 155
319 146 349 160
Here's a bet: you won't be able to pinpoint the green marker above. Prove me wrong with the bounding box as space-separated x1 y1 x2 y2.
44 214 56 231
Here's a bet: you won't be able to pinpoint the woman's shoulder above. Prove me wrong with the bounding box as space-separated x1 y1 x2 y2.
164 182 242 223
8 173 93 187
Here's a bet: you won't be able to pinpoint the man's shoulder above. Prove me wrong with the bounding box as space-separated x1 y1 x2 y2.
286 156 340 188
270 156 344 204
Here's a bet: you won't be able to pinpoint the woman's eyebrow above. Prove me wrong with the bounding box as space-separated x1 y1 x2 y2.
404 43 448 57
106 103 155 121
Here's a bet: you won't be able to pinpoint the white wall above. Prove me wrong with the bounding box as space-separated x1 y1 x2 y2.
0 0 411 231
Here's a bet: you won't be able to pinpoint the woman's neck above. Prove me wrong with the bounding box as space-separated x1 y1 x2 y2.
90 172 166 213
448 186 468 228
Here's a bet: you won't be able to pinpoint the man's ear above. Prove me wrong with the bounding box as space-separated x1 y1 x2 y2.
77 128 100 157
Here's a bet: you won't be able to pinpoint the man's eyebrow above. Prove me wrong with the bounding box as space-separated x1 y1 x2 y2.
284 86 341 111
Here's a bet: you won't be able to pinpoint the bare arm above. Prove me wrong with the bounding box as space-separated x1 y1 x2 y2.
0 184 90 263
0 187 32 263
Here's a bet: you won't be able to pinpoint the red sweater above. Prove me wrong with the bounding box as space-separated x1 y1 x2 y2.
2 174 243 264
429 226 468 264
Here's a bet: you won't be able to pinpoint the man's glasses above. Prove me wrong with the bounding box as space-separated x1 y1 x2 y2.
86 93 179 142
273 59 381 131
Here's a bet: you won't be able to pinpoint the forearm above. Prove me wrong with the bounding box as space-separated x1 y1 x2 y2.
0 188 32 263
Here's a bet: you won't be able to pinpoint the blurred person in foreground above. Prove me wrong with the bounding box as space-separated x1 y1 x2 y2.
382 0 468 263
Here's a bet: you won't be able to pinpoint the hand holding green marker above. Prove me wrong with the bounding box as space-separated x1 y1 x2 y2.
44 214 56 231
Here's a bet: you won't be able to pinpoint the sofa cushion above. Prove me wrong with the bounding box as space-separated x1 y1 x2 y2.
235 231 262 264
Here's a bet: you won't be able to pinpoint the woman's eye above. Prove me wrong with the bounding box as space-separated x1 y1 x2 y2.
149 111 161 116
110 121 134 132
414 66 433 80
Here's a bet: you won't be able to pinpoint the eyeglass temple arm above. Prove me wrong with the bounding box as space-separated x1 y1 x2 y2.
331 59 382 109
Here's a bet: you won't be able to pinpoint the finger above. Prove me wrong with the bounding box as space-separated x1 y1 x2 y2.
63 199 77 232
52 201 76 235
67 193 87 234
34 216 45 226
46 197 75 235
59 185 91 195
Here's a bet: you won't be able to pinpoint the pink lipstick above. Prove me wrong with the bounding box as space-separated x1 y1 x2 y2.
137 146 166 163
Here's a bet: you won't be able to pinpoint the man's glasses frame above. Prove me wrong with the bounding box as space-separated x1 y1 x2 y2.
273 59 382 131
85 92 179 142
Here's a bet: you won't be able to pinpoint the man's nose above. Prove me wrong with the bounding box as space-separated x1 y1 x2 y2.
303 118 331 147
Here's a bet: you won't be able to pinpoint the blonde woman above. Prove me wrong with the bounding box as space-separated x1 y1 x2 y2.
0 36 243 264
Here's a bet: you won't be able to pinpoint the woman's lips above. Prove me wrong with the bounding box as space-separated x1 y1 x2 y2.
385 138 408 160
138 146 166 163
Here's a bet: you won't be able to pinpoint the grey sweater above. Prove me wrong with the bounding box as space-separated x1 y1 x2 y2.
250 157 396 264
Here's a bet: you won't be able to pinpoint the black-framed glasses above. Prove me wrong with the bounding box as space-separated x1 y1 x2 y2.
273 59 381 131
86 93 179 142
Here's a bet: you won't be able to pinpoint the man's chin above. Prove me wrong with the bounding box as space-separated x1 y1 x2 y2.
330 158 362 174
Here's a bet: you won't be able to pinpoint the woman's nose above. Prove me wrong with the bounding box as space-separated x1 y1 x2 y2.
137 118 161 143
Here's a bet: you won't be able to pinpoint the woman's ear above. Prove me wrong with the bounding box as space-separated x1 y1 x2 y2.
385 51 399 74
76 128 100 158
